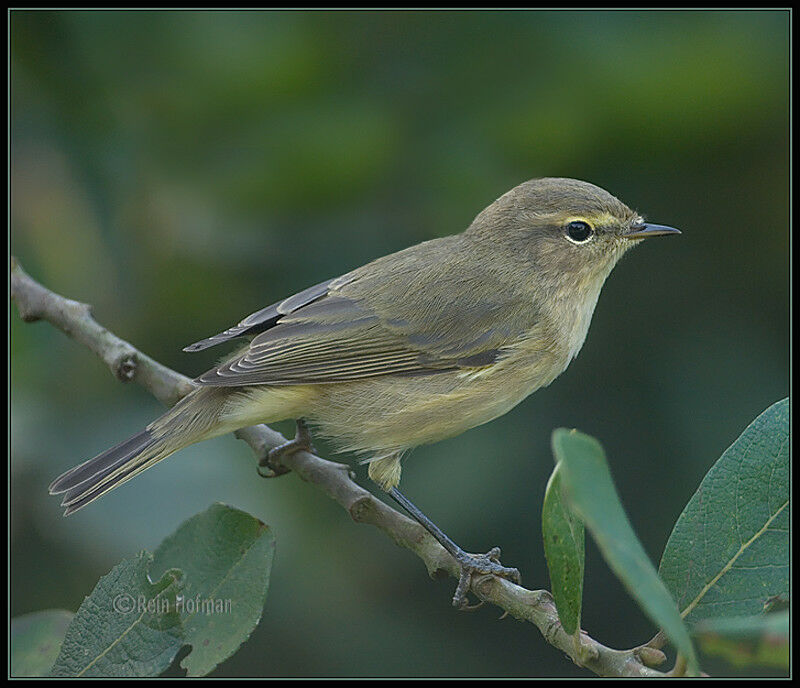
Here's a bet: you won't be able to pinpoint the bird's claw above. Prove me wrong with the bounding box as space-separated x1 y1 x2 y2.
451 547 521 610
256 459 292 478
257 419 313 478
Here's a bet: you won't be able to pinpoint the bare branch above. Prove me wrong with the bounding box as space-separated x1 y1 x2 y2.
10 256 669 677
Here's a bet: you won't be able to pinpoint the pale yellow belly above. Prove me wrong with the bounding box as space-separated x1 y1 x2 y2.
220 343 567 461
305 356 560 458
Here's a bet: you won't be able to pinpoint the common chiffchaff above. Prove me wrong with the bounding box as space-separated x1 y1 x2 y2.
51 177 679 605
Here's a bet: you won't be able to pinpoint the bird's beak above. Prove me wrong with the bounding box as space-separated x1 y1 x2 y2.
623 223 681 239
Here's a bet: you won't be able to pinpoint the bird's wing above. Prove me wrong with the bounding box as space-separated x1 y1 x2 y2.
182 275 355 352
194 293 515 386
192 256 536 386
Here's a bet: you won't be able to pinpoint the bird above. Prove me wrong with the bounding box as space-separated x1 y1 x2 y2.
49 177 679 607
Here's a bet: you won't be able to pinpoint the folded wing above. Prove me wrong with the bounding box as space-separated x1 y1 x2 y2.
182 275 354 352
188 242 538 387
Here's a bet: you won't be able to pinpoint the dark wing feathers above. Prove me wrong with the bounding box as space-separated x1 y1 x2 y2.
196 294 451 385
188 242 535 387
182 276 350 352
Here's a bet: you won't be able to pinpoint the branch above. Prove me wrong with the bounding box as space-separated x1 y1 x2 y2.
10 256 670 677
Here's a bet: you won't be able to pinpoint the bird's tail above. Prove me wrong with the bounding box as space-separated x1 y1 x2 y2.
49 387 230 516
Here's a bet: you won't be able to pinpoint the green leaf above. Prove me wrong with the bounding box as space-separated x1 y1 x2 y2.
693 610 789 669
151 503 276 677
542 463 585 636
10 610 74 677
49 552 184 677
43 504 274 678
552 428 698 673
659 399 789 623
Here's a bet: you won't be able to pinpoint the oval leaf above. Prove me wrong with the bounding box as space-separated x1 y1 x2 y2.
49 552 184 677
151 503 276 677
552 428 698 673
659 399 789 623
11 610 74 677
542 463 585 635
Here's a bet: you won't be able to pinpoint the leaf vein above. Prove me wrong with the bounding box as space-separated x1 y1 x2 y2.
680 498 789 619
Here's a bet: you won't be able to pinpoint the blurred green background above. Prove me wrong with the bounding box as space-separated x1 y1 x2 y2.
10 10 788 678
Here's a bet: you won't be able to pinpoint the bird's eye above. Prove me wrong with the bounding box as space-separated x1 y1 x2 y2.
565 220 594 243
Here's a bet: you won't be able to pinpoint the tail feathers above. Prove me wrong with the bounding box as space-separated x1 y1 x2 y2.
49 387 237 515
60 446 171 516
49 430 154 495
49 429 174 516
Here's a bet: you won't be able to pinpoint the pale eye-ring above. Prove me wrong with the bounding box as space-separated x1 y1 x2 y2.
565 220 594 244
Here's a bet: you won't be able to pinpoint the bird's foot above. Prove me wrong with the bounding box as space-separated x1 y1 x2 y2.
451 546 521 610
387 488 521 611
257 419 314 478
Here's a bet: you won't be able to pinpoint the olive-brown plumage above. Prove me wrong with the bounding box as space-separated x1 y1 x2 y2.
50 177 679 515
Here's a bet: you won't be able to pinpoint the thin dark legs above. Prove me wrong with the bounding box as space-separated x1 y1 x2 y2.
389 487 521 608
260 420 521 608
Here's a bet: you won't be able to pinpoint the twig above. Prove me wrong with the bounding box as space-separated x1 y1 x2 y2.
10 256 670 677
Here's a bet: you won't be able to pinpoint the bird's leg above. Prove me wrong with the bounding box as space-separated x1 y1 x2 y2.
257 419 314 478
389 487 521 610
